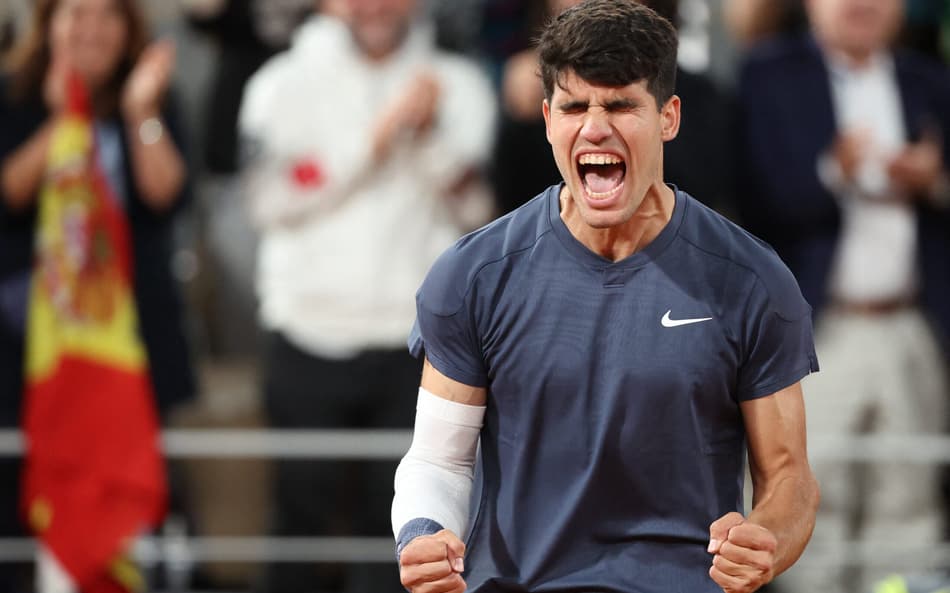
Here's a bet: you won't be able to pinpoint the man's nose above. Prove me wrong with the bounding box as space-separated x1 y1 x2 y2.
580 109 612 143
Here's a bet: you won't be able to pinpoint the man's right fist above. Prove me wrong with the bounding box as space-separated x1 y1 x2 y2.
399 529 467 593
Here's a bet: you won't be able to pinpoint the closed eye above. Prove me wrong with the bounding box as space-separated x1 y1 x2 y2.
557 99 640 115
557 101 588 114
603 99 639 113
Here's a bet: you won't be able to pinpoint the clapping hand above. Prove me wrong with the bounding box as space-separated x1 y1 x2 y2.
122 39 176 121
43 55 71 113
371 71 441 163
831 128 871 183
888 131 944 198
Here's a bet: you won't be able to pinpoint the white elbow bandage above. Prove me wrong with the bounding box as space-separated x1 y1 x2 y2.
391 387 485 541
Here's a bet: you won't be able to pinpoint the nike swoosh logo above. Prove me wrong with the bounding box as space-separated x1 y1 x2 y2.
661 310 713 328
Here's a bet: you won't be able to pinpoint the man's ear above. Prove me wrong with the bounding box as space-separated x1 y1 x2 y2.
660 95 681 142
543 99 553 144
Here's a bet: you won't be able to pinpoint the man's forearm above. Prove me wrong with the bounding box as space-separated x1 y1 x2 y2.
748 470 820 577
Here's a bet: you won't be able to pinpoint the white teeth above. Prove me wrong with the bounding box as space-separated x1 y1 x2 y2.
577 153 623 166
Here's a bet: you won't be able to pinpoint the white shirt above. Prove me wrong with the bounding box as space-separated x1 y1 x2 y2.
239 16 496 358
823 51 917 303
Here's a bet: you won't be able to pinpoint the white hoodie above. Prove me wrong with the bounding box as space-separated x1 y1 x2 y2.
239 15 496 358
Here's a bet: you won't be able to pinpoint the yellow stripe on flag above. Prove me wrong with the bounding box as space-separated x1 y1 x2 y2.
25 288 146 381
25 113 146 382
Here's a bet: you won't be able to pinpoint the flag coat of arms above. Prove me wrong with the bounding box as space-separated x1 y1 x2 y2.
21 73 167 592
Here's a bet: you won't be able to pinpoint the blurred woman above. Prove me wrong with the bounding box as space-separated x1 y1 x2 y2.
0 2 196 586
1 0 196 420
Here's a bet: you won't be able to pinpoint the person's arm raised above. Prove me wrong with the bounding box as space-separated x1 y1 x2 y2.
122 40 186 212
0 55 72 212
708 381 820 593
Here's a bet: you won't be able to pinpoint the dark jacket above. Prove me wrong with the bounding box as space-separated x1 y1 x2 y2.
0 77 196 426
736 34 950 353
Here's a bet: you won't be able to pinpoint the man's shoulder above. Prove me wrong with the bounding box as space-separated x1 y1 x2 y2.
247 17 346 87
745 33 817 63
240 19 349 131
417 187 555 316
894 48 950 95
428 47 496 105
430 47 487 76
740 34 823 82
241 50 298 118
679 194 809 319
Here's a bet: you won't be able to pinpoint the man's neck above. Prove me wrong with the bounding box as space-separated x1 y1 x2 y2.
815 34 886 71
560 182 675 262
832 47 876 69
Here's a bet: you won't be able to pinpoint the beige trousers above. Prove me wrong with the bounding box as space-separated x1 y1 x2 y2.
776 308 947 593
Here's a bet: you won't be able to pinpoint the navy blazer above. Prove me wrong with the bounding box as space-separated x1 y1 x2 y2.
736 35 950 353
0 77 196 425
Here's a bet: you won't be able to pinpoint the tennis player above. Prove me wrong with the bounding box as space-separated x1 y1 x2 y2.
392 2 821 592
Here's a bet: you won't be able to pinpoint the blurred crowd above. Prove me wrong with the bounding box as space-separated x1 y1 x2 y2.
0 0 948 592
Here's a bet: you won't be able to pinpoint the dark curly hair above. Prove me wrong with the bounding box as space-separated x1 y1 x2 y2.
537 0 678 109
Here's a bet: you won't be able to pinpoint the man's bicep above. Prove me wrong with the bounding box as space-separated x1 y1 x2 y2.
420 357 487 406
741 381 810 488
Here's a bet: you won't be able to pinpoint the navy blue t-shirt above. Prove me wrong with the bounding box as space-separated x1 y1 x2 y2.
408 185 818 593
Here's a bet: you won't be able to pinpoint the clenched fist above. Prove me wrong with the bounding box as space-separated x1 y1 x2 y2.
399 529 467 593
708 512 777 593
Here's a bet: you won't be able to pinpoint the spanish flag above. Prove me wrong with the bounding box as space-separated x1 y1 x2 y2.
21 73 167 592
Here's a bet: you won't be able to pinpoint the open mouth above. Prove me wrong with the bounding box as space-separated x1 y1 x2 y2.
577 153 626 199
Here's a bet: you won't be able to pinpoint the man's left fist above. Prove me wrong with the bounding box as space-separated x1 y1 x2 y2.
707 512 777 593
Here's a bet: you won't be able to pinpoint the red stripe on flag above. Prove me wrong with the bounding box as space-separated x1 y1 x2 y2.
22 355 166 589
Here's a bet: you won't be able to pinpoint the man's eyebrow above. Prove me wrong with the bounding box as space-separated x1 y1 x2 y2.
603 98 639 110
557 99 589 111
556 98 640 111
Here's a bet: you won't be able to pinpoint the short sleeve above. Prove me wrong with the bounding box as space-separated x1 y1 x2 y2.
408 249 488 388
737 276 819 401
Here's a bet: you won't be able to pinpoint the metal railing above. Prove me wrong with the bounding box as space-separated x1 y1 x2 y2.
4 429 950 461
0 429 948 570
0 429 411 460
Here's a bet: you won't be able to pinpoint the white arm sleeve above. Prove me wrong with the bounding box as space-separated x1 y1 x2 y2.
391 387 485 540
